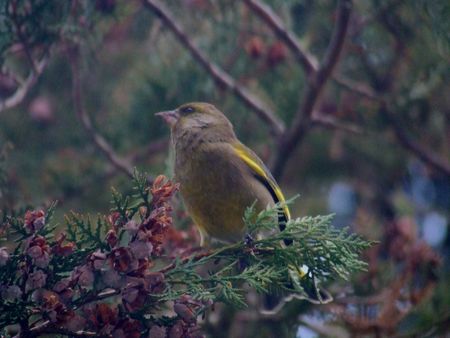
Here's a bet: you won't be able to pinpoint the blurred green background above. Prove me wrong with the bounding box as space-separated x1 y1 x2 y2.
1 0 449 337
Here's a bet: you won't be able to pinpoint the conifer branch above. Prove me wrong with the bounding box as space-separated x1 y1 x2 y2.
0 171 371 336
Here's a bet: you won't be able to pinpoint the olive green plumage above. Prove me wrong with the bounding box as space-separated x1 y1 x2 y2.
157 102 332 308
156 102 290 245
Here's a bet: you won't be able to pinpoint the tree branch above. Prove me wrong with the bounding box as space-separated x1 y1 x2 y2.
29 320 100 338
244 0 449 177
142 0 285 137
382 107 450 177
273 0 352 178
10 0 37 74
0 57 48 113
126 138 168 163
244 0 378 103
72 288 120 309
242 0 318 78
373 9 450 177
311 111 363 135
298 316 348 338
68 49 136 179
332 74 381 102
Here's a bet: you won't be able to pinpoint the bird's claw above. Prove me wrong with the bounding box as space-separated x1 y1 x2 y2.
244 233 254 247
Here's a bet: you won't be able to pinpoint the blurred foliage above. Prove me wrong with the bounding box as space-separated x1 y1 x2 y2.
0 0 70 56
0 0 449 337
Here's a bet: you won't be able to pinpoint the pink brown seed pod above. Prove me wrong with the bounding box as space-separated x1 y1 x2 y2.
24 210 46 233
174 303 196 324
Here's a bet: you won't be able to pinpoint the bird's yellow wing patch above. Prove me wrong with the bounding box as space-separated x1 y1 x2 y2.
232 143 291 221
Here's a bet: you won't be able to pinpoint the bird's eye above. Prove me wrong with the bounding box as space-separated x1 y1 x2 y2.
180 106 195 114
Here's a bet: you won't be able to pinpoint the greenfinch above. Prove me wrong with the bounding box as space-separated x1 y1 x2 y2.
156 102 290 246
157 102 332 308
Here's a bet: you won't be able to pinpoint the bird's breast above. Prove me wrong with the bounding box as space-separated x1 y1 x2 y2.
174 141 273 242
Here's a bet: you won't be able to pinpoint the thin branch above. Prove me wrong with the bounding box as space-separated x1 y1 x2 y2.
350 0 405 37
58 138 166 203
244 0 378 103
230 0 449 177
311 111 363 135
332 75 381 102
273 0 352 178
382 107 450 177
126 138 168 163
243 0 318 77
10 0 37 73
68 49 136 179
373 10 450 177
73 288 120 309
142 0 285 138
347 36 450 177
0 57 48 113
158 249 213 274
298 316 348 338
29 320 100 338
41 328 99 338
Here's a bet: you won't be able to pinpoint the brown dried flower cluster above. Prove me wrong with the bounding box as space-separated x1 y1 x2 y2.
0 175 207 337
329 216 442 335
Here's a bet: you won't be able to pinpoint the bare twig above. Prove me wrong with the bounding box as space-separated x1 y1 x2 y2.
68 49 135 179
356 0 405 33
371 10 450 177
29 320 100 338
127 138 168 163
73 288 121 309
311 111 363 135
0 57 48 113
353 41 450 177
243 0 318 78
298 316 348 338
382 107 450 176
273 0 352 178
244 0 379 103
10 0 37 73
142 0 285 137
57 139 167 202
242 0 450 177
332 75 381 102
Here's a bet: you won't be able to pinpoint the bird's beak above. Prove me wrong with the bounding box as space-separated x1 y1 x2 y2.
155 109 180 127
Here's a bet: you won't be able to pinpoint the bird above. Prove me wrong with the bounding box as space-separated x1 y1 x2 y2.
155 102 290 246
156 102 332 309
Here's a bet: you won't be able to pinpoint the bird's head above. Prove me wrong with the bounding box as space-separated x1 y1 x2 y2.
156 102 235 142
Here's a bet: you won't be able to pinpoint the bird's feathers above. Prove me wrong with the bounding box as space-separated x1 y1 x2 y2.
231 142 291 227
